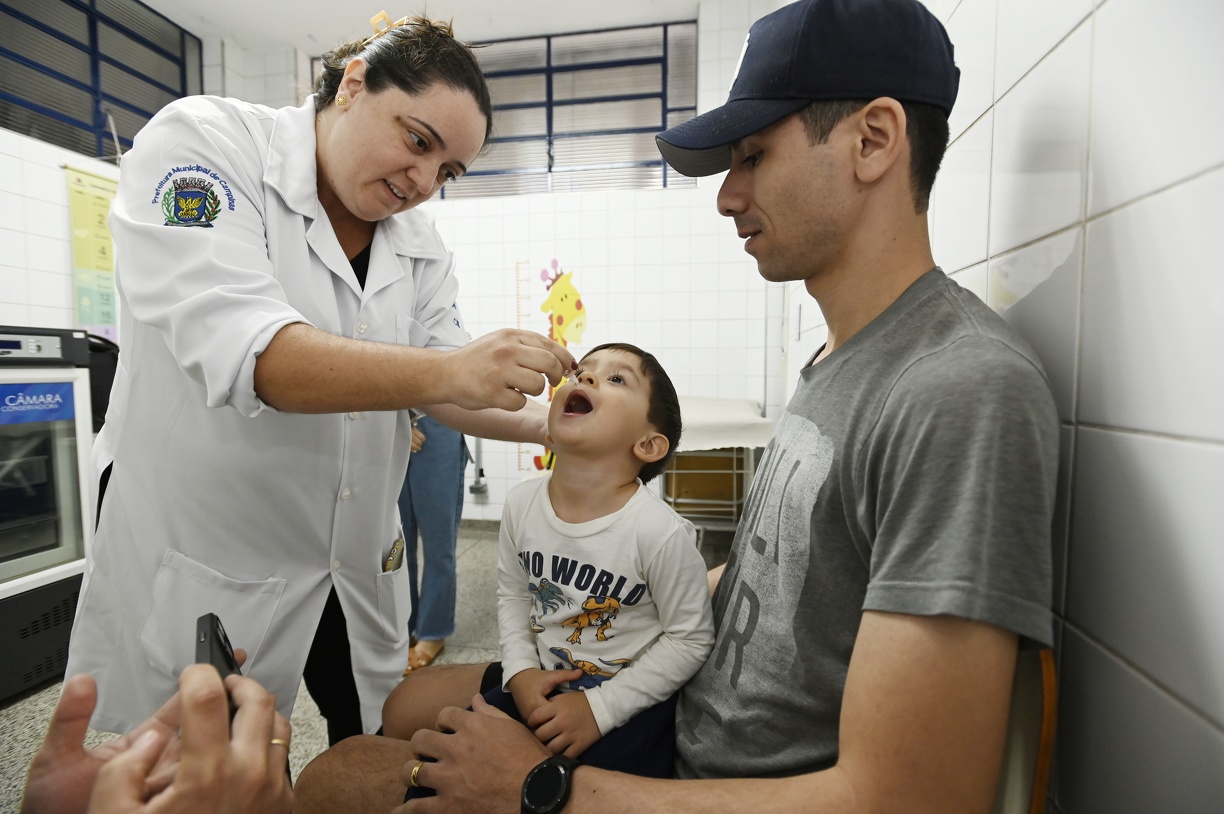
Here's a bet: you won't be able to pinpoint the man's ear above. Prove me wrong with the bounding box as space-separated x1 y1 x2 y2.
633 432 670 465
853 97 906 185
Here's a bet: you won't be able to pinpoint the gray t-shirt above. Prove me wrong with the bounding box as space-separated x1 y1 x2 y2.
675 269 1059 780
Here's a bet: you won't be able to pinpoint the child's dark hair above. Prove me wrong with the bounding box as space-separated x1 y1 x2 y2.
581 342 682 485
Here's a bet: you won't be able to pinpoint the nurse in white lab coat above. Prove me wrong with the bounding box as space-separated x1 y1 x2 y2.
65 15 577 740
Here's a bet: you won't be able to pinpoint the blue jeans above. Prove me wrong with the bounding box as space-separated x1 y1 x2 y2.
398 415 467 641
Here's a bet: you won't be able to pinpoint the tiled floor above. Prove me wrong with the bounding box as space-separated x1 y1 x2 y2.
0 522 732 810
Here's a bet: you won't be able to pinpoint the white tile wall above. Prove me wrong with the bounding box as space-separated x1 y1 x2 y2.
915 1 1224 809
949 261 988 302
0 263 29 305
1080 167 1224 442
989 227 1082 420
931 111 993 273
944 0 997 140
202 39 306 107
1088 0 1224 216
993 0 1093 100
1068 427 1224 727
0 191 24 232
0 152 22 193
988 20 1091 255
1055 629 1224 812
426 169 771 519
0 126 117 329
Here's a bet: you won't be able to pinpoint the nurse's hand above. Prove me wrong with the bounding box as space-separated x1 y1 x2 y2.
445 329 577 412
87 666 293 814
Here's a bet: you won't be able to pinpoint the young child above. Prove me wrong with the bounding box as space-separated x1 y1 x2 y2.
399 342 714 795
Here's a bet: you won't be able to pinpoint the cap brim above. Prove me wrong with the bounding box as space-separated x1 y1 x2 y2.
656 97 810 177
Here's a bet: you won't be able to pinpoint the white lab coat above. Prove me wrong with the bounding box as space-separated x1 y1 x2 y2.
66 96 468 734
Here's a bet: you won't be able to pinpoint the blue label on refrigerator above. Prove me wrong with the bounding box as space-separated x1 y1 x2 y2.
0 382 76 425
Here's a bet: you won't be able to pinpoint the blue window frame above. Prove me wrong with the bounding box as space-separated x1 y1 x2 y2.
0 0 201 159
443 21 697 199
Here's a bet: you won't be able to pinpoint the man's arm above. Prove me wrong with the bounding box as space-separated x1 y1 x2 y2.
253 324 575 415
407 611 1017 814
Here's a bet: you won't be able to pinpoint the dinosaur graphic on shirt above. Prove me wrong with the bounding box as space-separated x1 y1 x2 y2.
549 646 632 689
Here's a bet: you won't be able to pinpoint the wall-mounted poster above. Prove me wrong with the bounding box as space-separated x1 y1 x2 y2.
65 166 119 342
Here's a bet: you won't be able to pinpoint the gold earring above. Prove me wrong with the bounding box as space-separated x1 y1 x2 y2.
337 95 347 106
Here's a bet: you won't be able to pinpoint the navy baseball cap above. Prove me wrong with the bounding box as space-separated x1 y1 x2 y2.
657 0 959 177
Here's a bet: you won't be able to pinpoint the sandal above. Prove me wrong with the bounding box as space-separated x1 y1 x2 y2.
402 641 445 675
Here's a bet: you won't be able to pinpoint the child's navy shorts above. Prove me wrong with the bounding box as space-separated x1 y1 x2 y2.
403 662 677 803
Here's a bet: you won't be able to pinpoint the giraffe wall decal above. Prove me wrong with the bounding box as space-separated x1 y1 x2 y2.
535 258 587 470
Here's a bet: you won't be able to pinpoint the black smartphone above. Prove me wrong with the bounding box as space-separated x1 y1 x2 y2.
196 612 241 678
196 613 240 724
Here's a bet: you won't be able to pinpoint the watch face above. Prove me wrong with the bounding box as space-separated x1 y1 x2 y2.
523 757 577 814
526 764 565 809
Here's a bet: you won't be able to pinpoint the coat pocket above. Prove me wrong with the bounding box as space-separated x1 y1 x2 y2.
395 313 433 347
375 535 412 642
138 550 287 678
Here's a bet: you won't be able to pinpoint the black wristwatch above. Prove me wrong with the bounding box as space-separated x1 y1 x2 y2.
521 754 581 814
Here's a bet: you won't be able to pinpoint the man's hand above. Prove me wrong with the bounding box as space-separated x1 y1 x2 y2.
506 668 582 726
410 426 425 453
22 660 293 814
88 665 293 814
20 674 164 814
527 691 601 758
398 696 550 814
442 330 577 413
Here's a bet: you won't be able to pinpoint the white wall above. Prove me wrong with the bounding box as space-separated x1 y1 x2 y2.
426 0 789 521
424 182 782 520
0 34 304 329
0 131 118 329
201 38 312 108
914 0 1224 810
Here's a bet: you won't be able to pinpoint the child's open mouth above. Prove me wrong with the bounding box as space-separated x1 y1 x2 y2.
563 390 593 415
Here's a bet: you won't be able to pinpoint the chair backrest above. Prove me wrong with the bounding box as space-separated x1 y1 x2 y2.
991 648 1057 814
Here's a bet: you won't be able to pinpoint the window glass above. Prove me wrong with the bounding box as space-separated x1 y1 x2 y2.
450 21 697 198
0 0 200 157
97 0 181 56
551 27 662 65
552 64 662 101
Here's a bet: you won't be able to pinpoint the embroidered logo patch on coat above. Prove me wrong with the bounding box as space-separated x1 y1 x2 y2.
162 177 222 227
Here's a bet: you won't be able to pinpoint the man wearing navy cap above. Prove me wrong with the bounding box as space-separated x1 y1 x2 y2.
296 2 1059 811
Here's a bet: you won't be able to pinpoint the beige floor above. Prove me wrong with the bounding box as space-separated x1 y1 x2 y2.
0 522 730 811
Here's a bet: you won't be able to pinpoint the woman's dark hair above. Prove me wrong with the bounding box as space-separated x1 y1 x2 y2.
798 98 950 214
313 15 493 144
581 342 682 485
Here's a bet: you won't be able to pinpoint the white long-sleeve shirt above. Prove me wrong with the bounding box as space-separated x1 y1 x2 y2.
497 474 715 734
